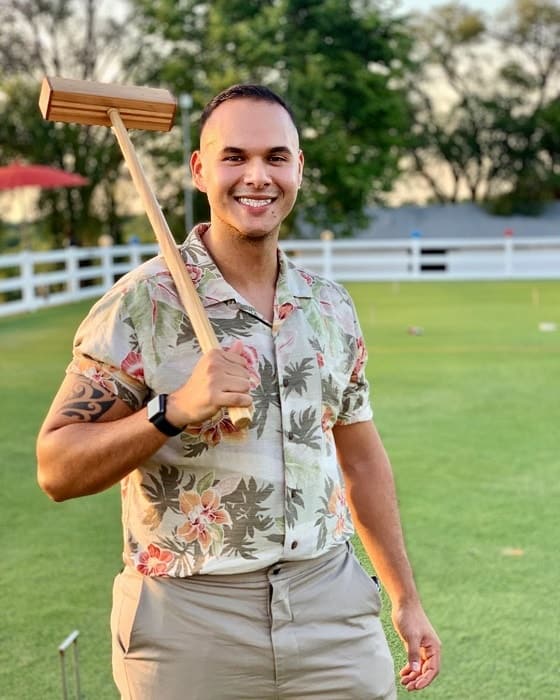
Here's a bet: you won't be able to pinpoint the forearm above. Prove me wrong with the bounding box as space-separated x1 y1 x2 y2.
37 345 253 502
37 407 167 501
346 453 418 606
335 421 419 606
336 421 441 689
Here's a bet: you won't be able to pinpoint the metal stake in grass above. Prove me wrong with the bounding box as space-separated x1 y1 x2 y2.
58 630 81 700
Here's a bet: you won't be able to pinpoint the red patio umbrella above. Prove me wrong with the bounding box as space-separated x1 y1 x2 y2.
0 162 88 190
0 162 89 247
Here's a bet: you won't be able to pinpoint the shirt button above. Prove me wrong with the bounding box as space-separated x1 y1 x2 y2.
288 431 294 441
282 377 289 387
291 541 298 550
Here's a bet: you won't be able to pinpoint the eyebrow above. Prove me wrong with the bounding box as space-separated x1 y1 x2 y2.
220 146 293 156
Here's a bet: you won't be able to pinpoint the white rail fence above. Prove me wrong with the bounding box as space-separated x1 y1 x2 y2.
1 236 559 317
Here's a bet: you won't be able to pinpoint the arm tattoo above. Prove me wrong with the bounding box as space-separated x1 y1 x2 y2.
60 382 116 422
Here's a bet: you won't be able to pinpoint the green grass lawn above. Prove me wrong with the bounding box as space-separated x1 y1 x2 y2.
1 281 559 699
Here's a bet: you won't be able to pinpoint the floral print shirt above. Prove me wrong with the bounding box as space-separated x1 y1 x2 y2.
68 225 372 576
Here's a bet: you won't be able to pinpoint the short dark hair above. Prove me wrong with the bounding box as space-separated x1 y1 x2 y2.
199 84 298 136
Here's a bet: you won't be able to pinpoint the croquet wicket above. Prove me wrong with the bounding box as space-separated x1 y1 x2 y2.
58 630 81 700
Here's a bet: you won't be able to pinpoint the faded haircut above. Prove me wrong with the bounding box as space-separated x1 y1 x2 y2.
199 84 299 137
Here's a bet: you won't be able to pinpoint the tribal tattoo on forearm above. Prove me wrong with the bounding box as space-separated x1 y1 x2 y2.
60 382 116 422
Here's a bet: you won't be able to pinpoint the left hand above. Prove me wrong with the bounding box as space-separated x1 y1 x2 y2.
392 600 441 691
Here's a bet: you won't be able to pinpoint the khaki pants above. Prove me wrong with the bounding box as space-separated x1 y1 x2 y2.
111 544 396 699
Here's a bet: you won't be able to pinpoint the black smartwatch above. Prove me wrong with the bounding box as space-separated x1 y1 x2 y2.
147 394 185 437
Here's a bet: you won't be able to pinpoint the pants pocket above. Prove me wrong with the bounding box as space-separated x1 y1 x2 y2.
111 569 145 656
349 552 383 616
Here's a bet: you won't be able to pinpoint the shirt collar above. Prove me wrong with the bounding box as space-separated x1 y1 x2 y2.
276 246 314 305
180 224 313 309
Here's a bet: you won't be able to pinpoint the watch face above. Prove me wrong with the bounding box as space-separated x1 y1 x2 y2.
146 394 182 436
147 395 164 421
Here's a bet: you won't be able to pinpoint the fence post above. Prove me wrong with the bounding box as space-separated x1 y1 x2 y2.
20 250 37 312
320 229 334 279
66 247 79 297
410 231 422 278
130 241 142 269
503 228 513 276
101 247 113 290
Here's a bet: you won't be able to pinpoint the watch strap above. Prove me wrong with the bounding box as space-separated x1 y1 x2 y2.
147 394 185 437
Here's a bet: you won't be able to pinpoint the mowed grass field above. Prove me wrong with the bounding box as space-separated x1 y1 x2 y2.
1 280 559 699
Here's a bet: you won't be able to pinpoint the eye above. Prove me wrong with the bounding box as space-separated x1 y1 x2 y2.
269 155 288 163
223 155 244 162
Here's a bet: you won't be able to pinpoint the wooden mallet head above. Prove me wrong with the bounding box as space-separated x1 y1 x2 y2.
39 76 176 131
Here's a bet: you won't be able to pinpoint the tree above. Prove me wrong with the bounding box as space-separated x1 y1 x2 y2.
0 0 143 246
404 0 560 211
130 0 414 236
492 0 560 210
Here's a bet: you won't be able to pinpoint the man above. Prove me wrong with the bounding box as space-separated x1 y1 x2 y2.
37 84 440 699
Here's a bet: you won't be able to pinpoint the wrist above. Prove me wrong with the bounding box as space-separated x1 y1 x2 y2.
381 576 420 608
146 393 187 437
391 589 421 609
165 392 191 430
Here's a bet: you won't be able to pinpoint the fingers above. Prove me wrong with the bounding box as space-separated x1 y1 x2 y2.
227 339 245 355
202 350 250 395
170 345 253 425
216 375 253 401
216 390 253 408
400 662 438 691
218 342 251 378
399 636 422 690
399 637 441 692
208 346 250 382
393 602 441 692
224 339 247 367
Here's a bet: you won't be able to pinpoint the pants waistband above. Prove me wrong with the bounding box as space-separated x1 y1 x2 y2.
124 543 349 588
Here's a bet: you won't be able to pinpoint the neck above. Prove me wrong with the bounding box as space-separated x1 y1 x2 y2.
202 221 279 291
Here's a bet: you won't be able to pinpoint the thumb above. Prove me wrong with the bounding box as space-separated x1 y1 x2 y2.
407 639 422 673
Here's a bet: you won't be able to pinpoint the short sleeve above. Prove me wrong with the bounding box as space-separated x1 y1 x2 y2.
66 284 149 411
335 292 373 426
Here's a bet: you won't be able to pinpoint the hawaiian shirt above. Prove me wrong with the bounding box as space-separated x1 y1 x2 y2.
68 224 372 576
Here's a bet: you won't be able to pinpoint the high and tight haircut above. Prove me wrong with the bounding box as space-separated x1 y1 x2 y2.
199 84 299 137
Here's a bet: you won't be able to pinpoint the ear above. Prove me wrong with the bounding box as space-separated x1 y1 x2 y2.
297 150 304 187
191 150 207 193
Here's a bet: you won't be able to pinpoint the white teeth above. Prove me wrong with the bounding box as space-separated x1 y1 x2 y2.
238 197 273 208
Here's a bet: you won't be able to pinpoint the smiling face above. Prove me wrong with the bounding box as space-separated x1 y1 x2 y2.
191 98 304 241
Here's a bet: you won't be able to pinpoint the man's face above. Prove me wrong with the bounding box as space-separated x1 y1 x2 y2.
191 98 304 239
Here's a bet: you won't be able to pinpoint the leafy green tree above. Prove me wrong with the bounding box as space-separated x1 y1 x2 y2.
0 0 142 246
537 99 560 194
131 0 414 236
404 2 504 202
492 0 560 211
405 0 560 211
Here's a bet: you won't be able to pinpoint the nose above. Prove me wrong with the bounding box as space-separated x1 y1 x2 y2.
243 157 271 189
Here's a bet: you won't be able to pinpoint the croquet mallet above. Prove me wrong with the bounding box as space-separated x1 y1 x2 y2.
39 76 253 429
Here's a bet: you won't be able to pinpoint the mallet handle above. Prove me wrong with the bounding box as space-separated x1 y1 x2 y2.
107 108 253 430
